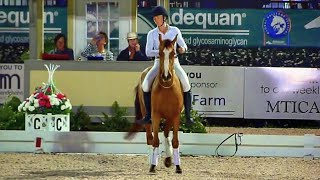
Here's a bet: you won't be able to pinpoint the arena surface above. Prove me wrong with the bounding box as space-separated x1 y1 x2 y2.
1 127 319 179
0 153 319 180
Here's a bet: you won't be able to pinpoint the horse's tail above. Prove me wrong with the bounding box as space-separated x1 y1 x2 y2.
124 84 144 140
134 84 143 121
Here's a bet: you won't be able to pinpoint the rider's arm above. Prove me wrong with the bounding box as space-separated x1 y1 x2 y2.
146 30 160 57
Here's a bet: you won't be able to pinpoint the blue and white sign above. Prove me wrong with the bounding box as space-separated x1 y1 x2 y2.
263 11 291 39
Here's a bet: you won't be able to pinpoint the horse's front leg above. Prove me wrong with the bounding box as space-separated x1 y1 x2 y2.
172 116 182 174
145 124 153 145
149 114 161 173
163 120 173 168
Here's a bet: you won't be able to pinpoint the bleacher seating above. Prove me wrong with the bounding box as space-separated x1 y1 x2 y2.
179 46 320 67
0 44 28 63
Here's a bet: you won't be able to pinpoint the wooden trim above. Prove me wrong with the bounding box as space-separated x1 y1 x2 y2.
131 0 137 32
67 0 75 49
36 0 44 58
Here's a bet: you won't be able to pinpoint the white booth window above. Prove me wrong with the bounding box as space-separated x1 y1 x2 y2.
86 1 119 56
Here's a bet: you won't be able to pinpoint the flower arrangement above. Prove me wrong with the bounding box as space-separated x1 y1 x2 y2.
18 64 72 115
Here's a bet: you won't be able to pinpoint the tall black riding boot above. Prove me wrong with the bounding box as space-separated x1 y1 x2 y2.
137 92 152 124
183 90 195 126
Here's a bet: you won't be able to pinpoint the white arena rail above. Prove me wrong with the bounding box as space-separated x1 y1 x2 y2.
0 130 319 158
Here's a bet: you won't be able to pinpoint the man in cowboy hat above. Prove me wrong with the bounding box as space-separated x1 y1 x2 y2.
117 32 149 61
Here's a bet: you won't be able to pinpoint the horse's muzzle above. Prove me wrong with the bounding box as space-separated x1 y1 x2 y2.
161 72 172 82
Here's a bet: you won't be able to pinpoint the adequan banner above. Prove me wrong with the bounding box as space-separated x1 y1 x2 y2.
0 63 24 104
244 67 320 120
183 66 244 118
138 8 320 47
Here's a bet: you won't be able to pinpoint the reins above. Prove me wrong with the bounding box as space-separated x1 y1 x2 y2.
214 133 243 157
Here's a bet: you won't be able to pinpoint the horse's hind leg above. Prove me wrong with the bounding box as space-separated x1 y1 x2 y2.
172 116 182 174
163 121 173 168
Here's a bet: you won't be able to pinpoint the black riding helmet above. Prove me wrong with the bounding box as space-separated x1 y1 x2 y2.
152 6 168 18
152 6 168 27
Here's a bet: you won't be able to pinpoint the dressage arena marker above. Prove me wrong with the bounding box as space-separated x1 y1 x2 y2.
0 130 319 159
34 137 44 153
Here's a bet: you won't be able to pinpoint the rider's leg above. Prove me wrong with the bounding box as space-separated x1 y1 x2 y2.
174 58 195 126
138 59 160 124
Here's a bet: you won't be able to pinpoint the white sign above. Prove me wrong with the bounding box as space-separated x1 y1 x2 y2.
25 113 70 132
0 63 24 104
244 67 320 120
184 66 244 118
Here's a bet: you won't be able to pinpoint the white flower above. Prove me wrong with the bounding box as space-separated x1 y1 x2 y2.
34 99 39 108
51 94 57 98
29 94 35 101
22 106 27 111
50 97 59 106
18 104 23 112
28 106 35 112
25 102 30 108
61 105 66 110
21 101 26 106
64 100 72 110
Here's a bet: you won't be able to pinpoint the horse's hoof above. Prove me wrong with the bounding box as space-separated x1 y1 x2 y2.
175 165 182 174
149 165 156 173
164 157 172 167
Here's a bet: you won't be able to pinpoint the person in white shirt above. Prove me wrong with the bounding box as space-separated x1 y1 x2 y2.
137 6 195 126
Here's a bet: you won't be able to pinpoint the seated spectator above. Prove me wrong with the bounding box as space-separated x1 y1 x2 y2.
81 31 113 61
49 33 74 60
117 32 149 61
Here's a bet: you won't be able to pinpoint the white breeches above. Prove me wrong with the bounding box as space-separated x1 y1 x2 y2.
141 58 191 92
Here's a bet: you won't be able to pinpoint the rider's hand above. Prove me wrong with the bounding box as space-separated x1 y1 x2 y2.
178 47 186 54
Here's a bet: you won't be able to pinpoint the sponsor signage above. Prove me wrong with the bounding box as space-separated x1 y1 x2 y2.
0 6 67 44
138 8 320 47
244 67 320 120
184 66 244 118
0 63 24 104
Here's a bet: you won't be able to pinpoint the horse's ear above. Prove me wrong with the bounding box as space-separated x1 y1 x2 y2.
172 34 178 44
159 34 162 43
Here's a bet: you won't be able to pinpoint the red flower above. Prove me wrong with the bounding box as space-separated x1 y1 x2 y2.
39 99 46 107
57 93 65 100
42 95 49 100
45 101 51 108
37 92 45 99
47 87 51 93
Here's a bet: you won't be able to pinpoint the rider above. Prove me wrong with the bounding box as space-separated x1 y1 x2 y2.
137 6 195 126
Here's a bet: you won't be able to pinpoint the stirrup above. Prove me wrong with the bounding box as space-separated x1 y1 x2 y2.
185 118 195 127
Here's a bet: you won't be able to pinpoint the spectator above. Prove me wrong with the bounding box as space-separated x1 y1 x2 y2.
117 32 149 61
49 33 74 60
81 31 113 61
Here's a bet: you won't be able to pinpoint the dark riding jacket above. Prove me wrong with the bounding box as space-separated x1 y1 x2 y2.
116 47 149 61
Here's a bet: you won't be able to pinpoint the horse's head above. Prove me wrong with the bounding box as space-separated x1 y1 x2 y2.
158 34 178 84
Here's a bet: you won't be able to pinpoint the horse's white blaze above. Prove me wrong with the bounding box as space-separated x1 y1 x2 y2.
164 137 173 157
163 49 170 78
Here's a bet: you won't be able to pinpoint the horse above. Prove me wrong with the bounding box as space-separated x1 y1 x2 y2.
125 34 184 174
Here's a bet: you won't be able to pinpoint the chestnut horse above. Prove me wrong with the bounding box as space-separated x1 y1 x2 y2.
125 34 184 174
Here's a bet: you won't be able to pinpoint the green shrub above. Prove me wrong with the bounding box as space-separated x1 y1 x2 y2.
70 105 91 131
179 108 207 133
0 96 25 130
100 101 131 132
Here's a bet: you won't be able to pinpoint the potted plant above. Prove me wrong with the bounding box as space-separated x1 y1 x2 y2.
18 64 72 131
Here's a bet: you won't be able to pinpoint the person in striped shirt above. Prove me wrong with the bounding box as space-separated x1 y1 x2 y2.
81 31 113 61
